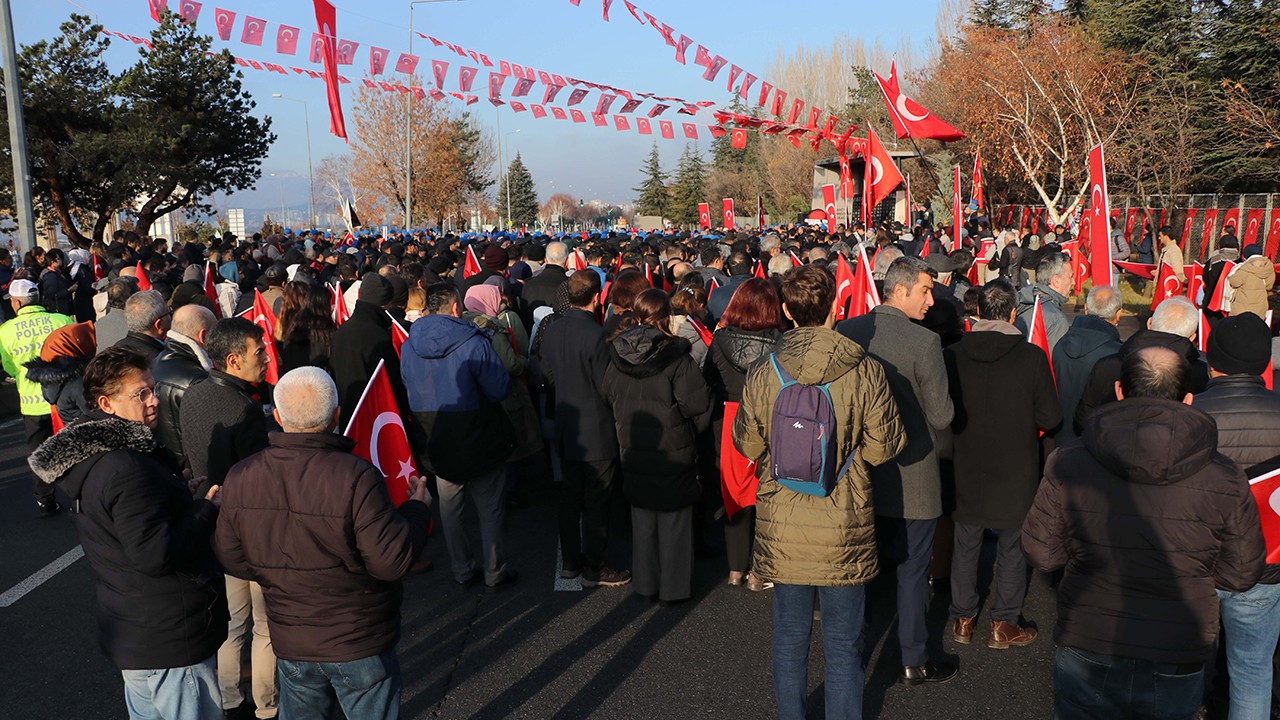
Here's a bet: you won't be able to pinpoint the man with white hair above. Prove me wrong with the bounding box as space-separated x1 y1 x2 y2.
1052 285 1123 442
766 253 793 278
153 304 216 469
215 367 431 720
113 289 170 364
520 241 569 329
1075 295 1209 428
759 233 782 260
1014 252 1073 355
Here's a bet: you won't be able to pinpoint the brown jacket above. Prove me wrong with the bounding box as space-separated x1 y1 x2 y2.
1228 255 1274 320
214 431 430 663
733 327 904 586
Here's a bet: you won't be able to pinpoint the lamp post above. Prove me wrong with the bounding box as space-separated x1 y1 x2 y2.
407 0 464 232
0 0 34 254
270 173 285 227
271 94 315 229
503 129 520 229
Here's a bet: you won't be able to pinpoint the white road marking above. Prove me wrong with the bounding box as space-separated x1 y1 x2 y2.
0 416 21 431
553 539 582 592
0 545 84 608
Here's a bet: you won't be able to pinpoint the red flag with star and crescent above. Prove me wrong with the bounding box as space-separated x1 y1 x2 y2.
1028 297 1055 384
698 202 711 230
1151 260 1184 313
312 0 347 140
722 198 735 230
463 244 482 278
865 125 904 210
873 62 965 142
835 253 856 321
849 245 881 318
1087 144 1114 288
972 151 985 210
330 282 350 325
203 263 222 318
252 290 281 385
389 314 409 358
343 359 416 507
1249 466 1280 562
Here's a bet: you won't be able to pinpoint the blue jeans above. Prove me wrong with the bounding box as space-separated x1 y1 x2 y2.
121 654 221 720
1054 646 1203 720
278 650 402 720
772 583 866 720
1218 581 1280 720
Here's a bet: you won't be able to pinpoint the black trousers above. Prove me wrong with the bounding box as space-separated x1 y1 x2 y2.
724 505 756 573
877 517 937 667
950 523 1026 624
558 459 618 571
25 414 54 503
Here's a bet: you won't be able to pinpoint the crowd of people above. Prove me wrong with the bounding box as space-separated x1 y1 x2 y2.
1 208 1278 719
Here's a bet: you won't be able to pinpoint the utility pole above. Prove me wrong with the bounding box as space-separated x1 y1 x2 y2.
0 0 36 254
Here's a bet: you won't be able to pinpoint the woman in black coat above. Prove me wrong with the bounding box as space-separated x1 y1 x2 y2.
603 289 711 605
703 278 783 591
38 248 75 316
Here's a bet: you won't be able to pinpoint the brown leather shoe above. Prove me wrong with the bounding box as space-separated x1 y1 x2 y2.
988 620 1037 649
952 616 975 645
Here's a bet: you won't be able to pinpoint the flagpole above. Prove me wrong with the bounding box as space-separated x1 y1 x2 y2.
342 358 385 437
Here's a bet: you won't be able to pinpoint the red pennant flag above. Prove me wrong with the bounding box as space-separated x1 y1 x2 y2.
758 81 773 107
512 78 535 97
1244 208 1266 246
275 25 300 55
873 63 965 142
431 59 449 88
972 151 985 210
313 0 347 140
368 46 388 75
694 45 712 67
457 66 477 92
1151 260 1184 312
1207 260 1235 313
1027 297 1055 383
636 117 652 134
758 195 766 229
822 183 837 225
643 262 656 287
1179 209 1198 252
251 290 281 385
551 106 568 121
722 198 735 229
1201 208 1219 261
687 317 713 347
730 128 748 149
596 94 617 115
849 245 881 318
330 282 350 326
214 7 236 40
149 0 168 22
786 98 804 125
602 0 615 21
753 260 766 279
135 261 152 291
1186 261 1204 306
613 115 630 131
390 315 409 358
592 113 607 126
1087 144 1114 288
488 73 505 103
683 123 699 140
658 120 674 139
835 253 856 320
570 249 588 272
739 72 757 101
463 245 482 278
838 153 853 198
343 360 417 507
788 251 803 268
1123 208 1139 245
532 104 548 119
618 98 643 114
570 109 586 123
702 56 728 82
335 39 359 65
567 88 589 106
1223 207 1242 238
807 106 822 130
240 16 266 45
675 35 693 64
951 166 964 239
203 263 222 318
698 202 711 230
178 0 202 23
395 53 419 74
727 64 744 92
542 84 562 104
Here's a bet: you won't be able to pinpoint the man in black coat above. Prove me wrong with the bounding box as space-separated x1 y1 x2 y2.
152 304 216 469
944 280 1060 650
329 273 408 429
29 348 227 719
706 251 755 327
113 289 170 363
537 270 631 588
1075 295 1208 431
1051 285 1122 442
520 241 569 329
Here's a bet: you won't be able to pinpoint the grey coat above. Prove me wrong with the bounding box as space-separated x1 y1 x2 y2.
837 304 954 519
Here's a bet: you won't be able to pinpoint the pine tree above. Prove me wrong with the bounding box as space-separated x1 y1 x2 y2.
668 144 707 228
495 152 539 228
634 143 670 218
971 0 1011 28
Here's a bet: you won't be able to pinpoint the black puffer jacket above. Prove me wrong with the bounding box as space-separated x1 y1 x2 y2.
25 354 90 424
1075 329 1210 430
152 337 210 469
28 412 227 670
602 326 711 511
1022 398 1264 664
704 326 783 406
1194 373 1280 584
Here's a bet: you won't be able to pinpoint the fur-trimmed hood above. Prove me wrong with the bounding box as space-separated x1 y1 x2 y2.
29 414 158 492
24 355 90 386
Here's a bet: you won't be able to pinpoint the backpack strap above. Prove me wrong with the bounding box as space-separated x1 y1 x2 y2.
770 354 797 388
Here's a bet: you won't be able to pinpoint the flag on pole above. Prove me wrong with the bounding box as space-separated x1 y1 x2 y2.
251 290 281 385
698 202 711 230
822 184 837 226
1186 261 1205 306
757 196 766 229
1027 297 1055 384
952 166 963 240
835 253 856 321
788 251 803 268
1267 310 1275 392
204 263 222 318
722 198 735 230
872 62 965 142
312 0 347 140
1151 261 1184 312
343 359 417 507
135 262 152 291
1207 261 1236 313
849 245 881 318
1087 144 1114 288
463 245 482 278
390 314 409 358
1249 466 1280 562
331 282 350 325
972 151 985 210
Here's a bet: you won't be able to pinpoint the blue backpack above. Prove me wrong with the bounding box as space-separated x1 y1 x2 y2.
767 354 856 497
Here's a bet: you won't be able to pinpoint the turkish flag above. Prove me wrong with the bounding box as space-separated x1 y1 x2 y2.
429 59 449 88
274 24 299 55
788 251 804 268
602 0 615 21
567 88 589 106
313 0 346 140
865 125 904 210
1201 208 1219 261
613 115 630 131
149 0 168 22
551 106 568 121
618 97 643 114
730 128 748 149
822 184 837 225
240 16 266 45
1124 208 1139 245
838 153 853 198
1027 297 1055 384
636 117 652 134
753 260 766 279
787 98 805 125
368 46 388 75
1244 208 1266 246
512 78 535 97
570 109 586 123
1198 309 1210 353
251 290 280 385
719 401 758 519
459 66 477 92
698 202 711 230
135 261 152 291
335 39 359 65
178 0 202 23
1179 209 1198 252
596 94 616 115
592 113 607 126
1186 261 1205 306
203 263 222 318
1067 241 1090 296
390 316 409 358
727 64 744 93
849 245 881 318
1087 144 1114 288
758 81 773 107
722 198 735 229
542 84 562 105
1223 207 1242 237
623 0 645 22
758 195 766 229
1151 260 1184 312
952 166 964 239
1266 210 1280 260
702 56 728 82
694 45 712 67
343 359 417 507
330 282 350 325
683 123 698 140
92 254 105 282
395 53 419 74
673 34 693 64
972 151 985 210
1248 467 1280 562
659 120 674 139
873 62 965 142
487 73 505 103
770 90 787 118
834 253 856 320
739 72 757 100
214 7 236 40
463 245 482 278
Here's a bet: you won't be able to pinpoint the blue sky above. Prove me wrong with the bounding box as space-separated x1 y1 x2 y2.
11 0 942 214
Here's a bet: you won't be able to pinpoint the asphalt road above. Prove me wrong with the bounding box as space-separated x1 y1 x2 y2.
0 406 1061 720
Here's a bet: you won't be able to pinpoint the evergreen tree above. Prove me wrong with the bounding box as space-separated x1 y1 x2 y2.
971 0 1011 29
667 144 707 227
495 152 539 228
634 143 670 218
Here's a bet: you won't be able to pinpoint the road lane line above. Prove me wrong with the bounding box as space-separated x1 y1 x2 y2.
0 545 84 608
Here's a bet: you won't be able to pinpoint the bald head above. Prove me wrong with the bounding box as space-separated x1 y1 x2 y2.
1118 346 1192 402
671 262 694 281
545 242 568 267
171 304 216 345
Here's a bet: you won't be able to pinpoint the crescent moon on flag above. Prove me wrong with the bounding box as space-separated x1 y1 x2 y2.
217 11 230 29
247 20 261 35
826 203 837 220
1249 218 1260 235
896 94 929 122
1091 184 1104 216
837 279 850 297
870 157 884 187
1164 274 1179 298
369 411 407 476
1268 486 1280 517
183 1 197 16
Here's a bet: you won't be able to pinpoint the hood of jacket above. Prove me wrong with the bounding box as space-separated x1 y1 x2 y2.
408 314 490 360
24 354 90 386
1082 397 1218 485
1240 255 1274 279
1119 329 1199 366
609 325 691 379
1017 283 1067 309
958 325 1026 363
774 326 867 385
716 327 782 374
1058 315 1121 360
28 412 157 495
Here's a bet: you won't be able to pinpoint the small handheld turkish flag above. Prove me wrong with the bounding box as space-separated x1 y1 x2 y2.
722 198 735 230
1027 297 1055 384
389 314 409 358
822 184 837 225
204 263 222 318
251 290 280 385
698 203 711 230
136 261 152 291
1151 261 1184 313
330 282 350 325
344 359 417 507
834 253 855 320
1249 467 1280 562
463 245 482 278
848 245 881 318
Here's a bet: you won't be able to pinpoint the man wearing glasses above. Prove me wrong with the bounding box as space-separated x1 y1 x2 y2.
29 346 228 720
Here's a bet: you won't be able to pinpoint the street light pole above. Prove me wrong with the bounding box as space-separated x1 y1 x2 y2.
504 129 520 230
406 0 464 233
0 0 35 254
271 94 315 228
271 173 285 227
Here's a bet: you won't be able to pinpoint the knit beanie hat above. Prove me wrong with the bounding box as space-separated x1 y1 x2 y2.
358 272 393 306
1207 313 1272 376
482 244 508 273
